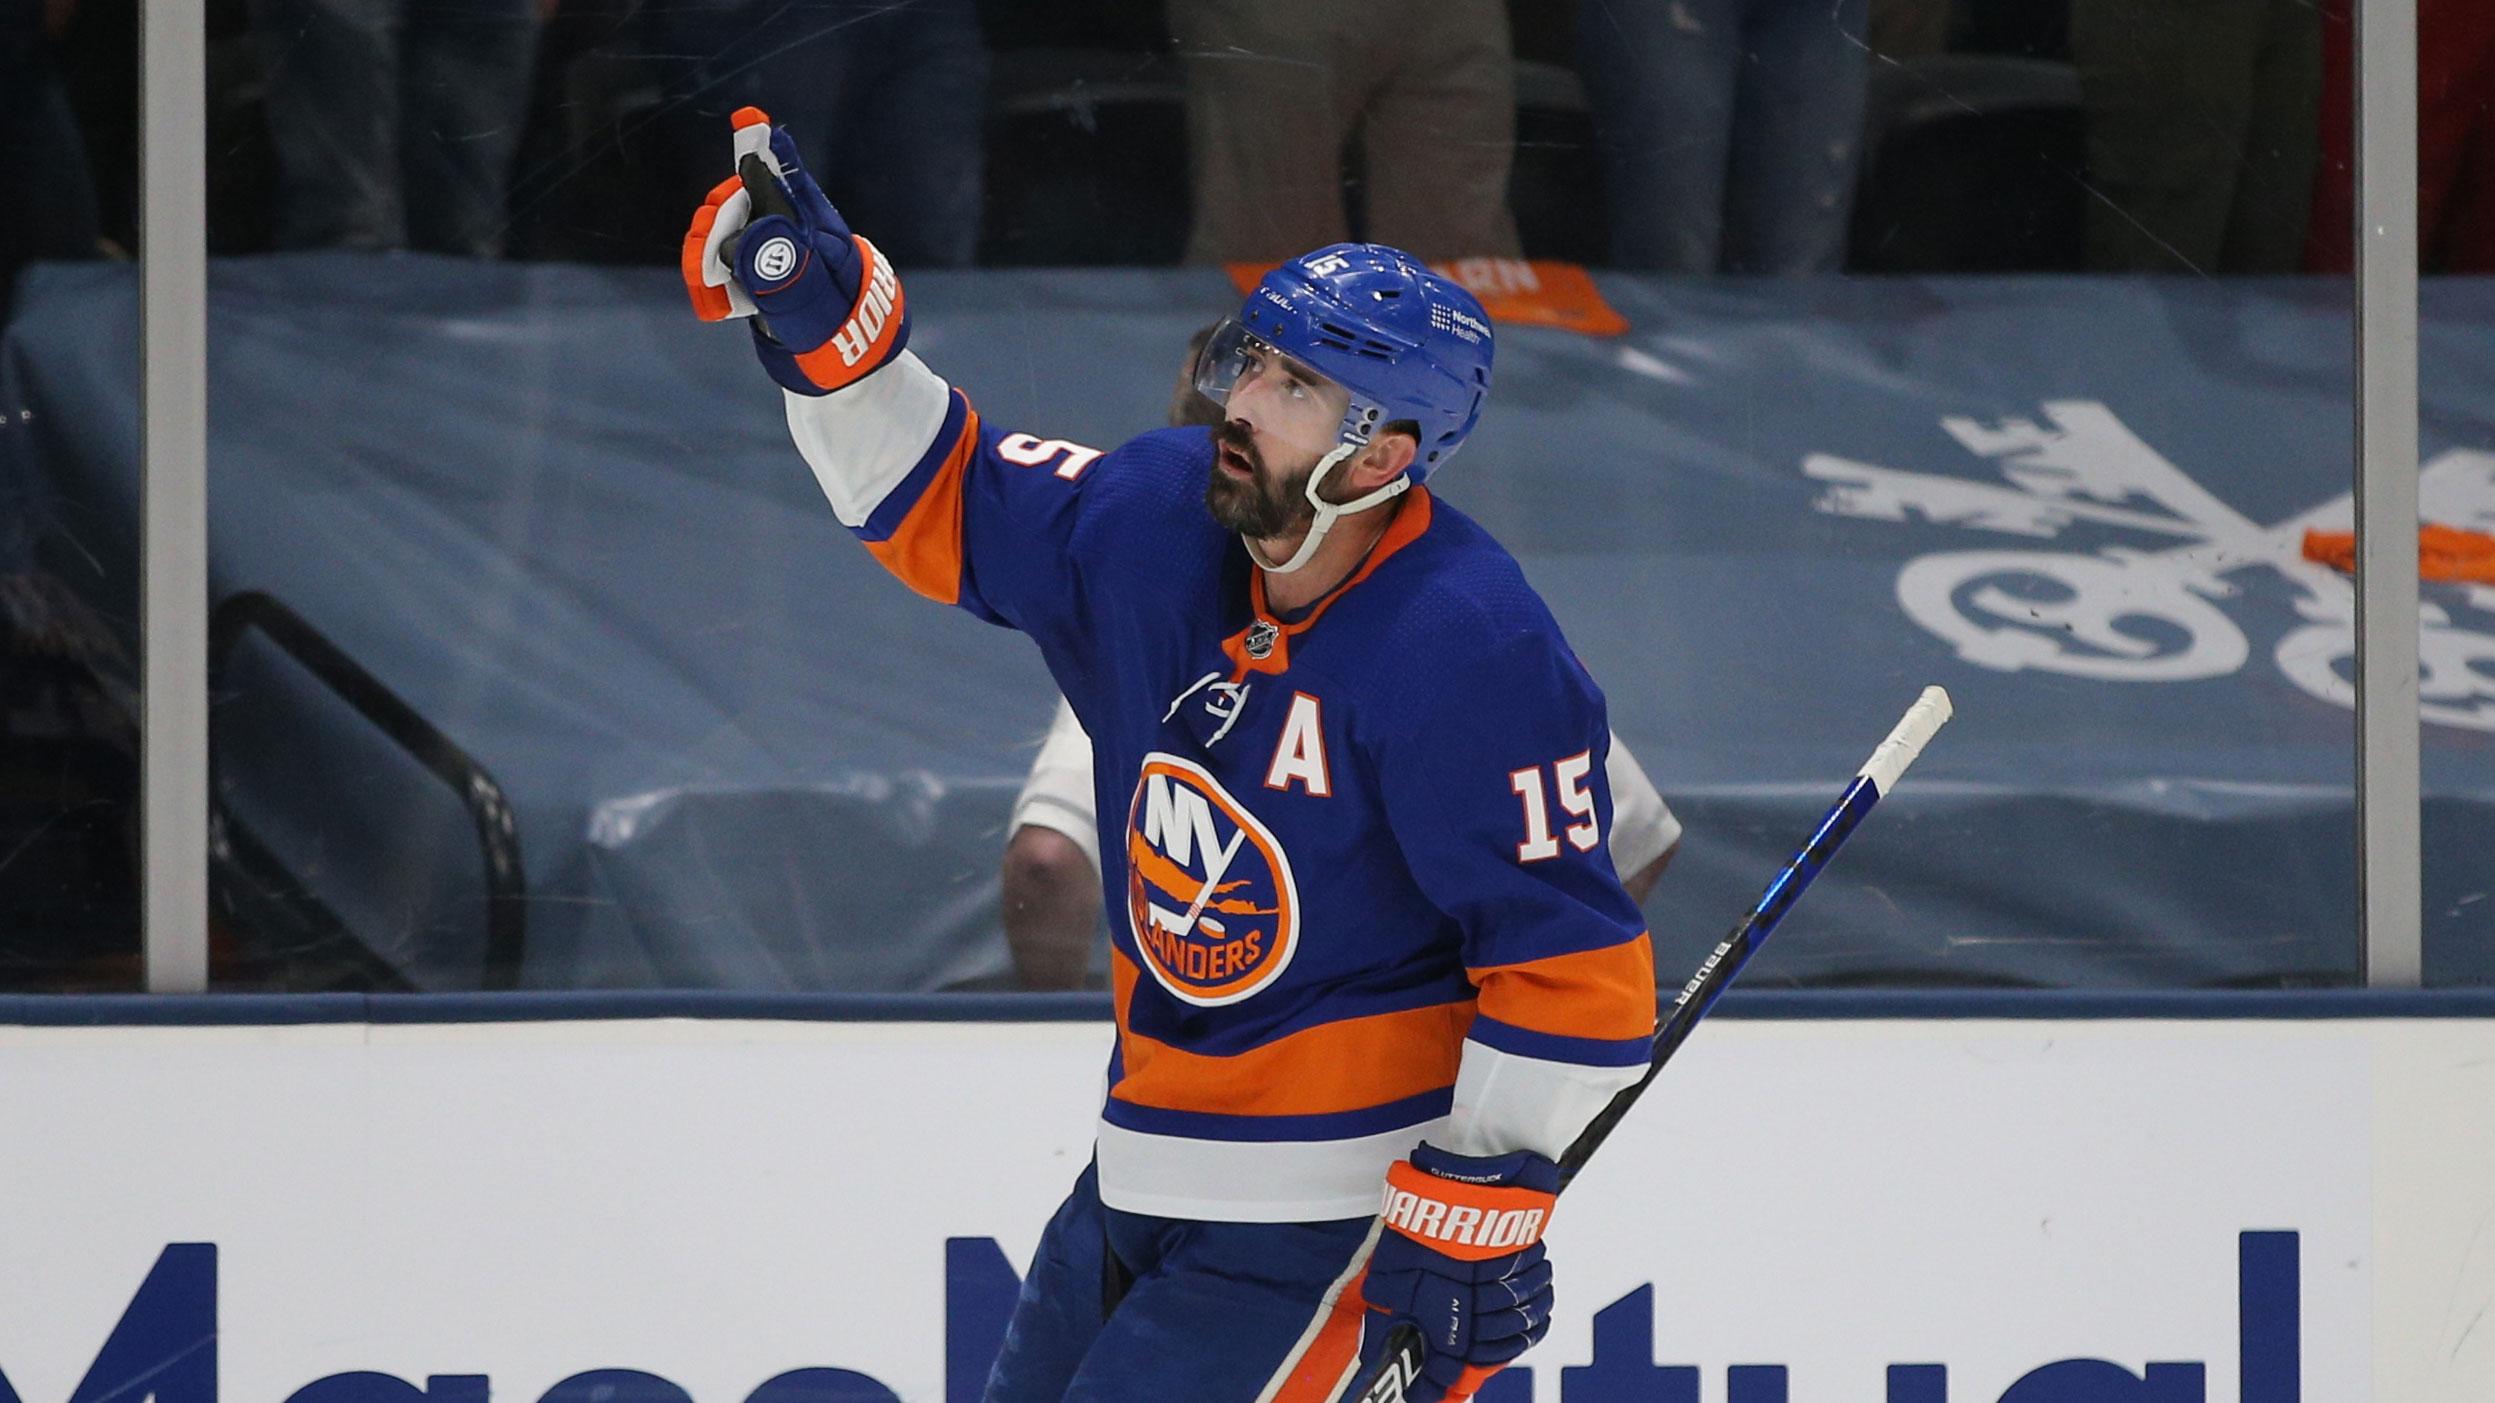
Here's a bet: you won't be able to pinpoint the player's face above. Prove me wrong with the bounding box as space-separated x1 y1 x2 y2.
1205 418 1319 539
1205 342 1352 539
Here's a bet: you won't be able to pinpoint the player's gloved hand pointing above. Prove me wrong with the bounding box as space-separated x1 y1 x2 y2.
1362 1142 1559 1402
678 107 911 397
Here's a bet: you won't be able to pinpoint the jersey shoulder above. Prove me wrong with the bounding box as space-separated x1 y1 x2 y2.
1387 495 1573 651
1357 494 1601 719
1064 425 1222 544
1081 425 1216 508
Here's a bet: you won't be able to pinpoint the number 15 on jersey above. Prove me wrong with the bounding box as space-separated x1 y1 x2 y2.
1511 752 1598 862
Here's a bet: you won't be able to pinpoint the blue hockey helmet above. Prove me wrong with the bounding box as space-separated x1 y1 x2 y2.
1197 244 1495 483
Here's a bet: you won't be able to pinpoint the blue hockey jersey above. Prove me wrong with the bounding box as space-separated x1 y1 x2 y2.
784 350 1658 1222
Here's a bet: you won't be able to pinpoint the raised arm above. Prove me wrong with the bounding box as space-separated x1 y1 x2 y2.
682 110 1110 630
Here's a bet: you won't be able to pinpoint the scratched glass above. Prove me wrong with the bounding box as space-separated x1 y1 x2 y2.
159 2 2387 994
197 0 560 992
194 0 1036 994
0 0 142 990
1555 0 2361 993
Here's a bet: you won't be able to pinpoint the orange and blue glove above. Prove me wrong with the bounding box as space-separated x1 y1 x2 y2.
1362 1142 1560 1403
680 107 910 397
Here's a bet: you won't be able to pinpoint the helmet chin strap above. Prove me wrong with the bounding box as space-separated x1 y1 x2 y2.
1251 440 1410 576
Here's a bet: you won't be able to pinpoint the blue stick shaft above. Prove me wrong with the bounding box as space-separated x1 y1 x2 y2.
1652 776 1879 1067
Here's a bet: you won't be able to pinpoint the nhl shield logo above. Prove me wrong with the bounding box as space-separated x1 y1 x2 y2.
1123 752 1301 1006
1244 619 1280 660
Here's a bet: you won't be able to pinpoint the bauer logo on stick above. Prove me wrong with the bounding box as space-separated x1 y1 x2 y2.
1123 753 1301 1006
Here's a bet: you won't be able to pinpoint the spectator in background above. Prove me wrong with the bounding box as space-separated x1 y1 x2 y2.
1171 0 1524 263
657 0 986 268
1578 0 1872 273
249 0 545 257
2068 0 2318 273
2304 0 2495 274
2 0 104 314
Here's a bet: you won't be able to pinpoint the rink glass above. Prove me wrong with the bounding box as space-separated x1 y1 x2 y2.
0 0 141 990
23 0 2391 992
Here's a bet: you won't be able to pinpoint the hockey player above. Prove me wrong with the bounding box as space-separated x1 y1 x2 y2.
1001 334 1680 992
686 111 1659 1402
1003 335 1681 993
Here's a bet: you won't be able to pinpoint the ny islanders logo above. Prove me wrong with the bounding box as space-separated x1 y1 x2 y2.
1124 753 1301 1005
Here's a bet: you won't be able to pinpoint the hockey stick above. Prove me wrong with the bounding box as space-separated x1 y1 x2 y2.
1346 686 1955 1403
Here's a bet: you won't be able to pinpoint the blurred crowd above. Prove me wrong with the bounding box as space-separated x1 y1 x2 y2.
6 0 2495 307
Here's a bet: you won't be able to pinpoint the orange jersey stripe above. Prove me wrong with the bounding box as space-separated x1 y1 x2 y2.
862 409 980 605
1469 932 1657 1043
1111 952 1474 1118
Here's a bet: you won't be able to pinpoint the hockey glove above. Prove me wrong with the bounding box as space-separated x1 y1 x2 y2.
1361 1142 1560 1403
679 107 910 396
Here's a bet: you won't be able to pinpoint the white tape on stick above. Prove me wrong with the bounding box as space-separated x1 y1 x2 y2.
1857 684 1953 794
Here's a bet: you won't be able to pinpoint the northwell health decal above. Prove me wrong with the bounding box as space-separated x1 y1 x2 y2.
2 1232 2301 1403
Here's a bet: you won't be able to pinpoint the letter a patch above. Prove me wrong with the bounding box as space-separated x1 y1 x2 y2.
1264 692 1332 796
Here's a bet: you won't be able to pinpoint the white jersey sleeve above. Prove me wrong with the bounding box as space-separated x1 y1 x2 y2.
782 350 955 528
1602 732 1682 878
1009 697 1100 870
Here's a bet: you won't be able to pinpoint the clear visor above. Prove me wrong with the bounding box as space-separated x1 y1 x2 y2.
1192 318 1369 451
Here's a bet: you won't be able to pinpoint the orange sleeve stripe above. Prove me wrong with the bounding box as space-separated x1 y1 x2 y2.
1469 932 1658 1043
1111 952 1475 1118
861 408 978 605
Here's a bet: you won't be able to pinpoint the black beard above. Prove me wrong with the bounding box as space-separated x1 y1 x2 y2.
1204 424 1316 539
